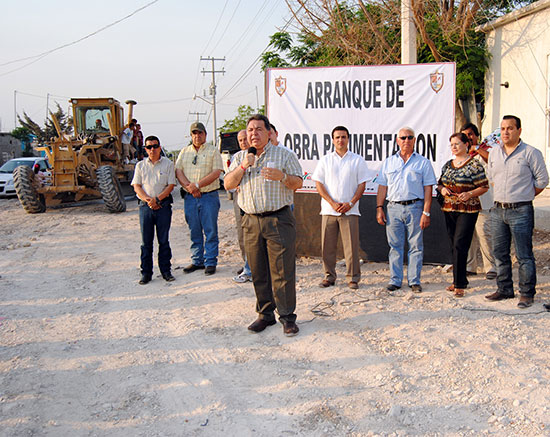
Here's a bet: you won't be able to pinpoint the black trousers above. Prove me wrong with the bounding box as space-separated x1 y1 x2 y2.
444 211 479 288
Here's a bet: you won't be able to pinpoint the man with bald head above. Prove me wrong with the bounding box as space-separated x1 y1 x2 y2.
376 127 436 293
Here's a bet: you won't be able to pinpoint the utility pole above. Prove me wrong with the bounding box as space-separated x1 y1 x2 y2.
189 111 207 122
14 90 17 129
200 56 225 144
401 0 417 64
46 93 50 123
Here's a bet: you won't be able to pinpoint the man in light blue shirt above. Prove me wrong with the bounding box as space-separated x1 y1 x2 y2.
376 127 437 292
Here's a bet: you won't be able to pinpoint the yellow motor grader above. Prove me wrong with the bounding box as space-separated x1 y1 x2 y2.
14 97 137 213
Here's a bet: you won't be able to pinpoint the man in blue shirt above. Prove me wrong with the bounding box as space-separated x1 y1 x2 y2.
376 127 437 292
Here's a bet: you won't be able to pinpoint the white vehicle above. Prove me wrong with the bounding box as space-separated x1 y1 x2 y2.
0 157 50 197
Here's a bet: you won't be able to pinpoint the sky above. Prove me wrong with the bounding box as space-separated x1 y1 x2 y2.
0 0 293 150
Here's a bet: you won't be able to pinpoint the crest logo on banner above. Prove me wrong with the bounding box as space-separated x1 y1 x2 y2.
275 76 287 96
430 72 444 93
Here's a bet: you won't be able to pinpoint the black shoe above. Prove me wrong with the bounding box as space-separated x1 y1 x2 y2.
236 267 244 275
387 284 401 291
517 296 534 308
183 264 205 273
205 266 216 275
139 275 152 285
466 270 477 276
283 320 299 336
485 291 514 301
162 272 175 282
248 318 276 333
410 284 423 293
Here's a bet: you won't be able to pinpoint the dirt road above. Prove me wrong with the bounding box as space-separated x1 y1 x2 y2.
1 195 549 436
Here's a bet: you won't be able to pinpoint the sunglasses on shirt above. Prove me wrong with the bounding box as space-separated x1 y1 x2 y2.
399 135 414 140
144 144 160 150
192 155 198 165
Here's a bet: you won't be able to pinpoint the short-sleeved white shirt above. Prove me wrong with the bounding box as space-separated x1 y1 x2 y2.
131 156 176 198
312 150 370 216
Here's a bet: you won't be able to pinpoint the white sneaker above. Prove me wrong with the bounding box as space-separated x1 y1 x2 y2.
233 273 252 283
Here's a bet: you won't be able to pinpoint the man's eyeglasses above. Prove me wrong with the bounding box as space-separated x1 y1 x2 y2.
399 135 414 140
144 144 160 150
192 155 198 165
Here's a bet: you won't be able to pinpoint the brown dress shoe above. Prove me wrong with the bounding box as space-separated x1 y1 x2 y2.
282 320 299 336
348 281 358 290
517 296 534 308
485 291 514 301
319 279 335 288
247 318 276 333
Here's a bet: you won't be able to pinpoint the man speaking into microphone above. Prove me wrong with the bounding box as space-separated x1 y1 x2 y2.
225 115 303 336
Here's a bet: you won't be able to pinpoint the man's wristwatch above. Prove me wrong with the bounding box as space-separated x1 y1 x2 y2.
422 211 431 217
348 202 353 208
194 182 199 189
281 173 288 184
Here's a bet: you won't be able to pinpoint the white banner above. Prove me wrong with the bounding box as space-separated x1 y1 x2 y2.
266 63 456 193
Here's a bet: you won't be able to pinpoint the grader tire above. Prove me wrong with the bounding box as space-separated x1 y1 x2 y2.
13 165 46 214
96 165 126 213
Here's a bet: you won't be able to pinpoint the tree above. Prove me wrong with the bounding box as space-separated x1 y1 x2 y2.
17 103 72 144
220 105 265 133
265 0 537 126
11 127 34 157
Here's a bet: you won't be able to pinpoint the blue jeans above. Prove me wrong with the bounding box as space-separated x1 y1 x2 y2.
242 259 252 276
184 190 220 267
491 204 536 297
386 201 424 286
139 203 172 276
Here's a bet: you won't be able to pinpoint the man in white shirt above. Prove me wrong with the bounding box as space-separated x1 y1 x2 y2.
121 122 135 161
312 126 369 289
131 135 177 284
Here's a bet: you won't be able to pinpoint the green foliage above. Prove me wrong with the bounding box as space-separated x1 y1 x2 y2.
11 127 34 156
417 26 489 101
220 104 265 133
17 102 73 144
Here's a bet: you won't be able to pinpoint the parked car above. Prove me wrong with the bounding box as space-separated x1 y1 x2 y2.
0 157 50 197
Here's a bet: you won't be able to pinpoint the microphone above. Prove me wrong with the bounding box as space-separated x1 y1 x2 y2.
246 147 257 171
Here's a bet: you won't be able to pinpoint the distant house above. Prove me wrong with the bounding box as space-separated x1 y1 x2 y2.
478 0 550 166
0 133 22 166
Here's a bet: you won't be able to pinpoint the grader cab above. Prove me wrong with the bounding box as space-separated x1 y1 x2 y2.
14 97 137 213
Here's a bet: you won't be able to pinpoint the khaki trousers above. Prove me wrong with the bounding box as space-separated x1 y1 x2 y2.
467 210 495 274
321 214 360 283
232 191 246 262
242 206 297 323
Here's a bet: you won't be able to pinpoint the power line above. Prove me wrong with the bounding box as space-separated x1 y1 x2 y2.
200 0 230 56
218 9 296 103
0 0 159 77
209 0 243 55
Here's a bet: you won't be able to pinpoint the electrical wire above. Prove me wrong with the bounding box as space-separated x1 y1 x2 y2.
217 8 296 103
200 0 230 56
209 0 243 55
0 0 159 77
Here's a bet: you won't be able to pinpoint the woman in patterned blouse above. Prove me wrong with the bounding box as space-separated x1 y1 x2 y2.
437 133 489 297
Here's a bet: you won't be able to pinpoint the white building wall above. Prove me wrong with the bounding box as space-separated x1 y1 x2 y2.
482 0 550 163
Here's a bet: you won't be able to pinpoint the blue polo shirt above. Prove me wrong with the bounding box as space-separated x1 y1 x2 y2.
377 152 436 202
